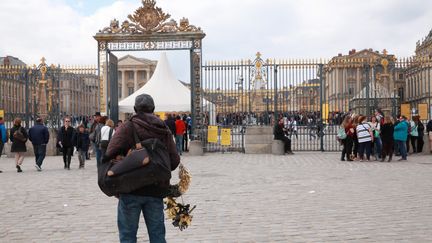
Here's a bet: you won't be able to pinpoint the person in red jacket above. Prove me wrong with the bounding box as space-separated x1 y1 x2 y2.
175 115 186 155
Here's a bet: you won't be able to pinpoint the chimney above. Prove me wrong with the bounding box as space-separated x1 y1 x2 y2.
338 53 342 57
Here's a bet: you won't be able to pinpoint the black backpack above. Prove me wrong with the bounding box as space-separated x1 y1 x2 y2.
97 121 172 197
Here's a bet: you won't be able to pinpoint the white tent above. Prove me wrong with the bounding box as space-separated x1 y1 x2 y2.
119 53 192 113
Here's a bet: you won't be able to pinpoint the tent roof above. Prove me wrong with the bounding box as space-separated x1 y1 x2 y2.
119 53 191 112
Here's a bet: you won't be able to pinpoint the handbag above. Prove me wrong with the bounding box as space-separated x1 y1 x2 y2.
98 121 172 197
373 129 380 138
337 126 347 140
13 128 27 143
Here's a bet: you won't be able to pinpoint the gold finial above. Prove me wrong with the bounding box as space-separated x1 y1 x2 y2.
41 57 46 65
382 49 388 56
256 52 262 59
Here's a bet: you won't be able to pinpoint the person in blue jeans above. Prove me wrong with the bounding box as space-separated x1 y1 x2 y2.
117 194 165 243
0 117 6 173
102 94 180 243
393 116 409 161
29 118 50 171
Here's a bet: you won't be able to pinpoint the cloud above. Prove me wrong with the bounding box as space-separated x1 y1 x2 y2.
1 0 431 77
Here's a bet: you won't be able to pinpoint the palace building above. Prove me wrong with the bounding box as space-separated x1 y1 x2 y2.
324 49 404 116
118 55 157 100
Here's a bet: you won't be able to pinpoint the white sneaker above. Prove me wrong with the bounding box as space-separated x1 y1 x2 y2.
35 165 42 171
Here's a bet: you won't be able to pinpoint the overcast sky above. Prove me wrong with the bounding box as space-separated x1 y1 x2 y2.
1 0 431 82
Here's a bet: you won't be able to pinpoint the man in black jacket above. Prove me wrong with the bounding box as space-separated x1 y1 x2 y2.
104 94 180 243
29 118 50 171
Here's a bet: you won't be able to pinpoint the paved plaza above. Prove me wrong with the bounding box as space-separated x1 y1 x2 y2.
1 152 432 242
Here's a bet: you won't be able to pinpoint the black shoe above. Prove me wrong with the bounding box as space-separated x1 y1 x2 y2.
0 170 2 173
341 158 345 161
16 165 22 173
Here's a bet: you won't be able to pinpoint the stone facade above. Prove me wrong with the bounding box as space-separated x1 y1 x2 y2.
118 55 157 100
324 49 404 116
404 30 432 119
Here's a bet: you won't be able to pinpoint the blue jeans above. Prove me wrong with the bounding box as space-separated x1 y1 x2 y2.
175 135 183 155
373 137 382 158
33 144 47 167
94 143 102 167
118 194 166 243
396 140 407 159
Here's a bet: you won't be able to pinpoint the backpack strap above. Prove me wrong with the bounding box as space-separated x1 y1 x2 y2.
108 128 113 141
129 119 142 150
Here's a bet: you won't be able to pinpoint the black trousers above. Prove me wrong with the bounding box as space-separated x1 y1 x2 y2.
341 137 353 160
358 141 372 160
353 139 359 157
410 136 418 153
406 135 411 153
182 133 188 151
381 140 394 160
417 136 424 153
278 137 291 152
62 147 73 168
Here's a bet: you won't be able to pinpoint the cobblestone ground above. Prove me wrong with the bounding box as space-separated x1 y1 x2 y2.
1 152 432 242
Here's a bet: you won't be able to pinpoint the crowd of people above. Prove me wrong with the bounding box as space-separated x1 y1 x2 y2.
338 110 432 162
0 113 123 172
0 110 192 173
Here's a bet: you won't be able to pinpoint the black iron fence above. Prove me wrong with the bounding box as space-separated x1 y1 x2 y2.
0 60 98 130
200 53 432 152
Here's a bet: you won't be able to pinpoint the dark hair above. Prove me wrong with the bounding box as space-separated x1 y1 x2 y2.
14 118 22 126
176 115 181 120
36 118 43 123
134 94 155 113
99 116 107 124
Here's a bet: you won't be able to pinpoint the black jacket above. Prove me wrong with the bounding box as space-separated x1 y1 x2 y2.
418 121 425 137
29 123 50 145
57 126 75 148
10 125 28 152
73 132 90 151
105 113 180 198
164 118 176 136
274 124 286 140
427 120 432 133
380 123 394 143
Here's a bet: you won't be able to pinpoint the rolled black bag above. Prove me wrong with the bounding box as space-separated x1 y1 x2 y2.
98 138 172 197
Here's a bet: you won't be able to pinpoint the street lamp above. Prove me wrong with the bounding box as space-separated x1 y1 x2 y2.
364 63 371 116
235 75 244 111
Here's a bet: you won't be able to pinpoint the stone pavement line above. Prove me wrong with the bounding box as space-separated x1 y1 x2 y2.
1 153 432 242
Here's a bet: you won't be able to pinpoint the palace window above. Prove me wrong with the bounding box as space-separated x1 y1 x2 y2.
128 87 134 95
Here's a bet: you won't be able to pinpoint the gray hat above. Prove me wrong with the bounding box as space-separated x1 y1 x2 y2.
134 94 155 113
